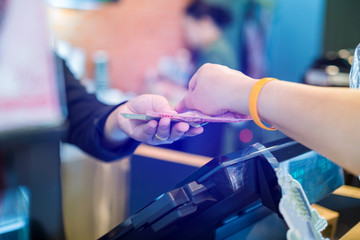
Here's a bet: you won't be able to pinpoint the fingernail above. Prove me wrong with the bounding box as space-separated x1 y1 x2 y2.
160 118 171 126
148 120 158 129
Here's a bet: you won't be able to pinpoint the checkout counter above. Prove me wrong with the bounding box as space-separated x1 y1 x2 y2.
2 134 359 240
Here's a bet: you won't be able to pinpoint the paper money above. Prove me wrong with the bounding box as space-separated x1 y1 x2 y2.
121 110 251 127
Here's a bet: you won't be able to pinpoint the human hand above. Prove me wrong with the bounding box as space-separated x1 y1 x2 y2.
105 94 203 146
175 63 256 115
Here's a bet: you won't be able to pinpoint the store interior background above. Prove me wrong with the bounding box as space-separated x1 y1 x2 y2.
4 0 360 240
49 0 360 239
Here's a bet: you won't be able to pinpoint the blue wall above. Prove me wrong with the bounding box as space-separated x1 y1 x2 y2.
268 0 326 82
213 0 326 82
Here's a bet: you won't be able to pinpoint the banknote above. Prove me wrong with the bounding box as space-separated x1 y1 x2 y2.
121 110 251 127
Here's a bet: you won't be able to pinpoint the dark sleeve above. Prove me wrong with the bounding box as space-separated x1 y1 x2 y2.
59 56 140 161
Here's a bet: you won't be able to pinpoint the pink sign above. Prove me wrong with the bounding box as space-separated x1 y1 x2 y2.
0 0 64 132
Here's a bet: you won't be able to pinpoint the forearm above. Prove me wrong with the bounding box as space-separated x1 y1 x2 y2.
178 63 360 174
60 54 139 161
257 80 360 175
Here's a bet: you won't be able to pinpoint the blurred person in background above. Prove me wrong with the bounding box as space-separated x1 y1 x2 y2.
144 0 237 108
159 0 238 157
183 0 238 71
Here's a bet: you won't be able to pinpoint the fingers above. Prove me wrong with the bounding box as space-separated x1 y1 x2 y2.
184 126 204 137
127 94 175 115
151 119 188 144
141 120 158 139
152 95 176 113
123 94 205 145
168 122 190 141
152 117 171 141
145 120 203 145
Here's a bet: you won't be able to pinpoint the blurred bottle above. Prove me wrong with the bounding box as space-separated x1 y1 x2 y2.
350 43 360 89
93 51 110 92
93 51 132 105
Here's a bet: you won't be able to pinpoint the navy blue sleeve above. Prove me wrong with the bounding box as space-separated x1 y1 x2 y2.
59 57 140 161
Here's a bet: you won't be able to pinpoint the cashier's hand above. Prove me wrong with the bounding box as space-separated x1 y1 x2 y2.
104 94 203 146
175 63 255 116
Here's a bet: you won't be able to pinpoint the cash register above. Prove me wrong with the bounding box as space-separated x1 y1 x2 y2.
99 138 343 240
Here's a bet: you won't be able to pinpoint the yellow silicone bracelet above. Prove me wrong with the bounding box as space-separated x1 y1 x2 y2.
249 77 278 131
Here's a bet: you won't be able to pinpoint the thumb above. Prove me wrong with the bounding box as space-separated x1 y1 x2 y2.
175 94 193 113
152 95 176 113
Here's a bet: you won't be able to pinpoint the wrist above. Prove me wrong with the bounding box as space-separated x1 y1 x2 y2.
103 104 129 147
227 70 257 115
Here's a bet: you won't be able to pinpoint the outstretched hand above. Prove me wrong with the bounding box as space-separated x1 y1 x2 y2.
106 94 203 146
